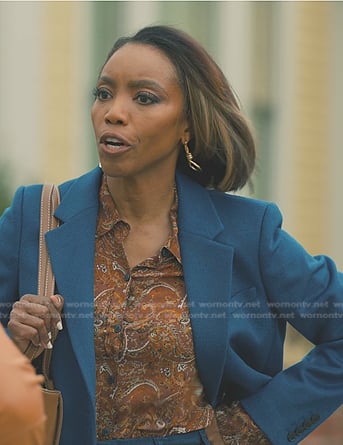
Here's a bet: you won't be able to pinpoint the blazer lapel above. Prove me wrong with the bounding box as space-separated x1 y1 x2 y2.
45 168 102 404
176 173 234 405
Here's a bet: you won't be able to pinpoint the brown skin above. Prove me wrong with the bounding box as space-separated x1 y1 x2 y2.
8 294 64 357
92 43 190 268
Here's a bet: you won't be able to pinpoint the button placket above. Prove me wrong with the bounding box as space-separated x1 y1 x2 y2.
122 269 134 307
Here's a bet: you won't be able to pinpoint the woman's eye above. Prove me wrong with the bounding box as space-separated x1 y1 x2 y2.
93 87 112 101
135 92 159 105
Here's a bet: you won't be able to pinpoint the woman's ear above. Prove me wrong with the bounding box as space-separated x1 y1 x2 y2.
181 126 191 144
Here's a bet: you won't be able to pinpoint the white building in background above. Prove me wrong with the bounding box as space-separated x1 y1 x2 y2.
0 1 93 189
0 1 342 268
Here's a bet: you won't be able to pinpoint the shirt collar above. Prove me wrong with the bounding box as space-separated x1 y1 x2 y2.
96 176 122 237
164 199 182 264
96 175 182 264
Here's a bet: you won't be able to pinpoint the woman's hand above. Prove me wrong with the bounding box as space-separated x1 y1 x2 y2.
8 294 64 359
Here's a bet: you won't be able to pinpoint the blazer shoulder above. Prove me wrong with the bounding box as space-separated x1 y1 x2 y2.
209 189 270 209
5 184 43 223
207 189 281 227
2 167 101 225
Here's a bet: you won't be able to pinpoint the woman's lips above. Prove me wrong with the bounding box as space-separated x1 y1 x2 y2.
99 134 133 153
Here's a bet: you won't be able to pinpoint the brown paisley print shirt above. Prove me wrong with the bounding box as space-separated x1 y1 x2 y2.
94 176 271 445
94 177 213 440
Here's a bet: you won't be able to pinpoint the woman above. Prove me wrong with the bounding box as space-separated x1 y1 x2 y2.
0 324 45 445
0 25 342 445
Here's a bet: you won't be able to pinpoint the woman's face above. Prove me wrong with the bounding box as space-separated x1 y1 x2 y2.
91 43 189 181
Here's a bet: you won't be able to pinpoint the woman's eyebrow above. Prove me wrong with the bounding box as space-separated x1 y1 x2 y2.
98 76 167 95
97 75 115 86
127 79 166 94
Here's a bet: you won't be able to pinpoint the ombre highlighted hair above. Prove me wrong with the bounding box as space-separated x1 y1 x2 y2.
104 25 256 192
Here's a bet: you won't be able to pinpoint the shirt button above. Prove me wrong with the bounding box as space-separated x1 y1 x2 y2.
124 272 131 282
114 324 122 333
107 375 115 385
156 419 166 429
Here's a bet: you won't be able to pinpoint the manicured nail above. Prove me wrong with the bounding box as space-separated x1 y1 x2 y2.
56 321 63 331
48 332 52 340
47 341 53 349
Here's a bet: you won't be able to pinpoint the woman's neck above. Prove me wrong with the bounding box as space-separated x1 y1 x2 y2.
105 174 176 225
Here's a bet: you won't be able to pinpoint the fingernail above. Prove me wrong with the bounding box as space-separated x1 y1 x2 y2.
56 321 63 331
47 341 53 349
48 332 52 340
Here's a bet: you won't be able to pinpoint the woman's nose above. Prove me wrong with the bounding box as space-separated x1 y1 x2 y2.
104 98 128 125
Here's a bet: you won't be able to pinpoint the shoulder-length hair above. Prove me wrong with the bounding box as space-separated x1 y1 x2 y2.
104 25 256 192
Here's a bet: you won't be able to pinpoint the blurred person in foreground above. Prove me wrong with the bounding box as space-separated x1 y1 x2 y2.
0 25 342 445
0 324 45 445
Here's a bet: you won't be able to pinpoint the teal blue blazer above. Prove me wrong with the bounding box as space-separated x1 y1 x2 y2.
0 167 342 445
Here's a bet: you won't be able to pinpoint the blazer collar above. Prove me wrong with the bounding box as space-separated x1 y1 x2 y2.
176 171 224 239
54 166 102 223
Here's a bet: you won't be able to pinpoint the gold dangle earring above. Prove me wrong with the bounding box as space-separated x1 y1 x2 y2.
183 141 202 172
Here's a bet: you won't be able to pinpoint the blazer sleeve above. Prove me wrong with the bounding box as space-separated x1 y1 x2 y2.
240 203 343 444
0 184 43 325
0 186 24 324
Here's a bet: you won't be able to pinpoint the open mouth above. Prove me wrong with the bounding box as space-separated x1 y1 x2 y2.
105 139 126 149
101 136 131 151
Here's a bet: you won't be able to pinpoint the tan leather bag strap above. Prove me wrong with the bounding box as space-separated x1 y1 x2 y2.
39 184 60 390
38 184 60 297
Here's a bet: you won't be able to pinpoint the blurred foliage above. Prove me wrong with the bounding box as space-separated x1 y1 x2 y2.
0 164 12 216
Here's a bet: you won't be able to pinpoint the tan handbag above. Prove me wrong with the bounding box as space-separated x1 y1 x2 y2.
37 184 64 445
